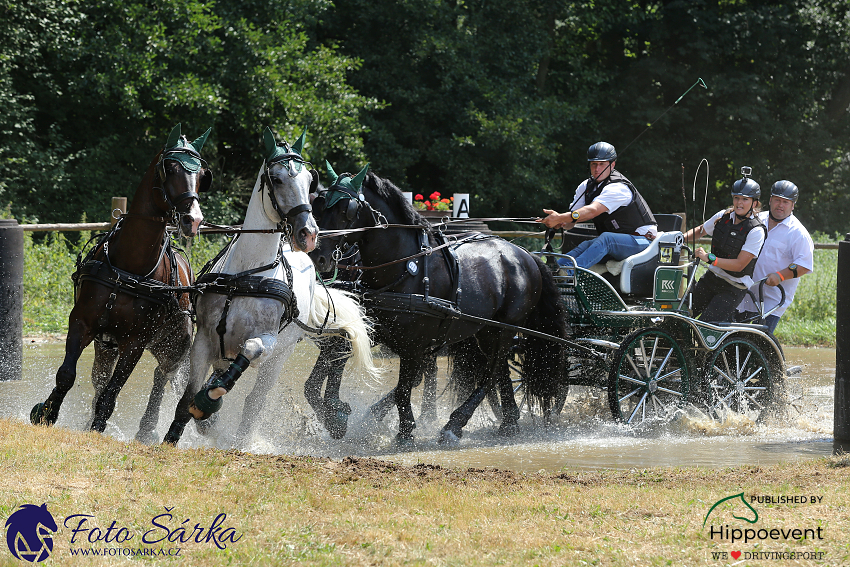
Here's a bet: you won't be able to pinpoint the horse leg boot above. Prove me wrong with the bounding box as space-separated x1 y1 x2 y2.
190 354 251 419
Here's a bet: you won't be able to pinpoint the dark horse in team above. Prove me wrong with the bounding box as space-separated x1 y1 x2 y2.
311 166 568 444
31 124 212 441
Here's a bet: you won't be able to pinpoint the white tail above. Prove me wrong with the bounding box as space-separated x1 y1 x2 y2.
308 287 381 379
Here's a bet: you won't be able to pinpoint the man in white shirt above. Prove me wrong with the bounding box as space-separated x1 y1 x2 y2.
735 180 814 333
537 142 657 268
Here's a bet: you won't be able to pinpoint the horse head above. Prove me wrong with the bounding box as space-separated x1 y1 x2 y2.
156 123 212 237
311 160 379 273
262 126 319 252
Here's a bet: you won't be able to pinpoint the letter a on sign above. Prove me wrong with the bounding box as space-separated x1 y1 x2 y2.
453 193 469 218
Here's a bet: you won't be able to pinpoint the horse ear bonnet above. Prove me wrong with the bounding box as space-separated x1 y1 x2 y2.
324 161 370 220
162 123 210 174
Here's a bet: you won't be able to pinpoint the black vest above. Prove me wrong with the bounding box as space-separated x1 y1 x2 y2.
583 170 656 235
711 213 766 278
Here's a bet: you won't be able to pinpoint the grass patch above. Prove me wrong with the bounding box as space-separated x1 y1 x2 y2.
0 419 847 566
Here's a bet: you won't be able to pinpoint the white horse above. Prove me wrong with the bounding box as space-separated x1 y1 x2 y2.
163 127 377 448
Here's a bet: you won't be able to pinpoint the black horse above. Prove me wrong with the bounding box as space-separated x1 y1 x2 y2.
311 167 568 445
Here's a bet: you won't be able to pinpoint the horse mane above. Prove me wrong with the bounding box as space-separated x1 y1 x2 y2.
363 172 429 228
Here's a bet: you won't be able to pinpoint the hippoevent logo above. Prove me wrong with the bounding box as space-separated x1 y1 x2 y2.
704 492 826 562
4 504 242 561
5 504 57 563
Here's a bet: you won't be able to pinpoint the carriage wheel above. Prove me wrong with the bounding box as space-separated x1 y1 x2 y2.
703 337 774 421
607 328 688 425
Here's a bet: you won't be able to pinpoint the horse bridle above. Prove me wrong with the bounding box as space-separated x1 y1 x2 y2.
261 142 318 231
315 182 384 263
151 145 210 225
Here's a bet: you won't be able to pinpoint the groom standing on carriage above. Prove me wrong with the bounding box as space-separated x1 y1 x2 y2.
537 142 657 270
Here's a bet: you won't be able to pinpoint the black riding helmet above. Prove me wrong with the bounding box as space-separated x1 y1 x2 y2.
587 142 617 162
770 180 799 203
731 167 760 201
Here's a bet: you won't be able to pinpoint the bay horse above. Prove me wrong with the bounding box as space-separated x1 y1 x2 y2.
163 127 378 448
31 123 212 441
312 166 568 445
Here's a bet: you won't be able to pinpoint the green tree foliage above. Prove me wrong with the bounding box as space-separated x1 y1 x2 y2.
0 0 378 225
2 0 849 233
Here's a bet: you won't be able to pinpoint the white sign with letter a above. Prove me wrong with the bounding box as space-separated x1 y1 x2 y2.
453 193 469 218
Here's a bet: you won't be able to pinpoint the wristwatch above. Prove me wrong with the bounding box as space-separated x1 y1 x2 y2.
707 253 717 264
570 210 580 221
789 263 798 278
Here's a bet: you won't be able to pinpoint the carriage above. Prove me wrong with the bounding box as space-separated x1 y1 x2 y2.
310 172 800 442
510 213 798 426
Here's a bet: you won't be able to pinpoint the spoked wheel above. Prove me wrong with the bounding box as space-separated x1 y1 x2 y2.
703 337 774 420
608 328 689 424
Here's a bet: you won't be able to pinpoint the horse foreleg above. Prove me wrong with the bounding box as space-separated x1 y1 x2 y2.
395 356 424 446
188 335 271 421
85 340 119 430
164 331 216 445
440 331 515 442
90 342 146 433
32 318 94 426
370 358 426 422
137 324 191 444
305 335 352 439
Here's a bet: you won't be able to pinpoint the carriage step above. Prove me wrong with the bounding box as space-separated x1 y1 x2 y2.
786 365 803 377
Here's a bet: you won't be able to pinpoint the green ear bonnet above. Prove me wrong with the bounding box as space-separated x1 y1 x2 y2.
162 123 211 173
324 160 370 209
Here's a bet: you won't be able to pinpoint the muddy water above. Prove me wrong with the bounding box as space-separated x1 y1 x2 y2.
3 341 835 473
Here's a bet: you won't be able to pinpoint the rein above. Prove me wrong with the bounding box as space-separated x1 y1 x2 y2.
336 232 489 272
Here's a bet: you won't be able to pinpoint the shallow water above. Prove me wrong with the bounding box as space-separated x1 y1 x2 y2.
4 341 836 473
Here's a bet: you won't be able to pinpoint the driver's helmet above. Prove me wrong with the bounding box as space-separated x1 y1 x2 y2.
770 180 799 203
731 177 760 201
587 142 617 162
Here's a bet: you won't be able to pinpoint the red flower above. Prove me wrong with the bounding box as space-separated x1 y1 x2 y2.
429 191 441 201
440 198 451 204
414 194 424 201
426 201 434 210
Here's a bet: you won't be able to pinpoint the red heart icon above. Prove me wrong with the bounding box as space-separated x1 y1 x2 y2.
731 551 741 559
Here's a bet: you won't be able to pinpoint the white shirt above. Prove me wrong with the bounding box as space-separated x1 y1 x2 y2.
736 211 814 317
702 209 766 289
572 179 657 238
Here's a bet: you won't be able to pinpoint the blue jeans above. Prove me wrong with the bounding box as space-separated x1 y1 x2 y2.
557 233 651 269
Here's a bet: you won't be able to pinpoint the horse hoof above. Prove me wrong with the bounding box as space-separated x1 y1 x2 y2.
324 399 352 440
31 402 58 426
162 422 186 446
30 403 47 425
395 433 416 451
438 426 462 445
498 421 520 437
90 419 107 433
135 429 158 445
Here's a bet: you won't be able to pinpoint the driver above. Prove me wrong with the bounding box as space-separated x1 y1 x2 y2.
537 141 657 270
735 180 814 333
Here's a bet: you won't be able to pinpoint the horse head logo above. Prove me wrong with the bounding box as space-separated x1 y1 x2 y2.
5 503 58 563
703 492 759 528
